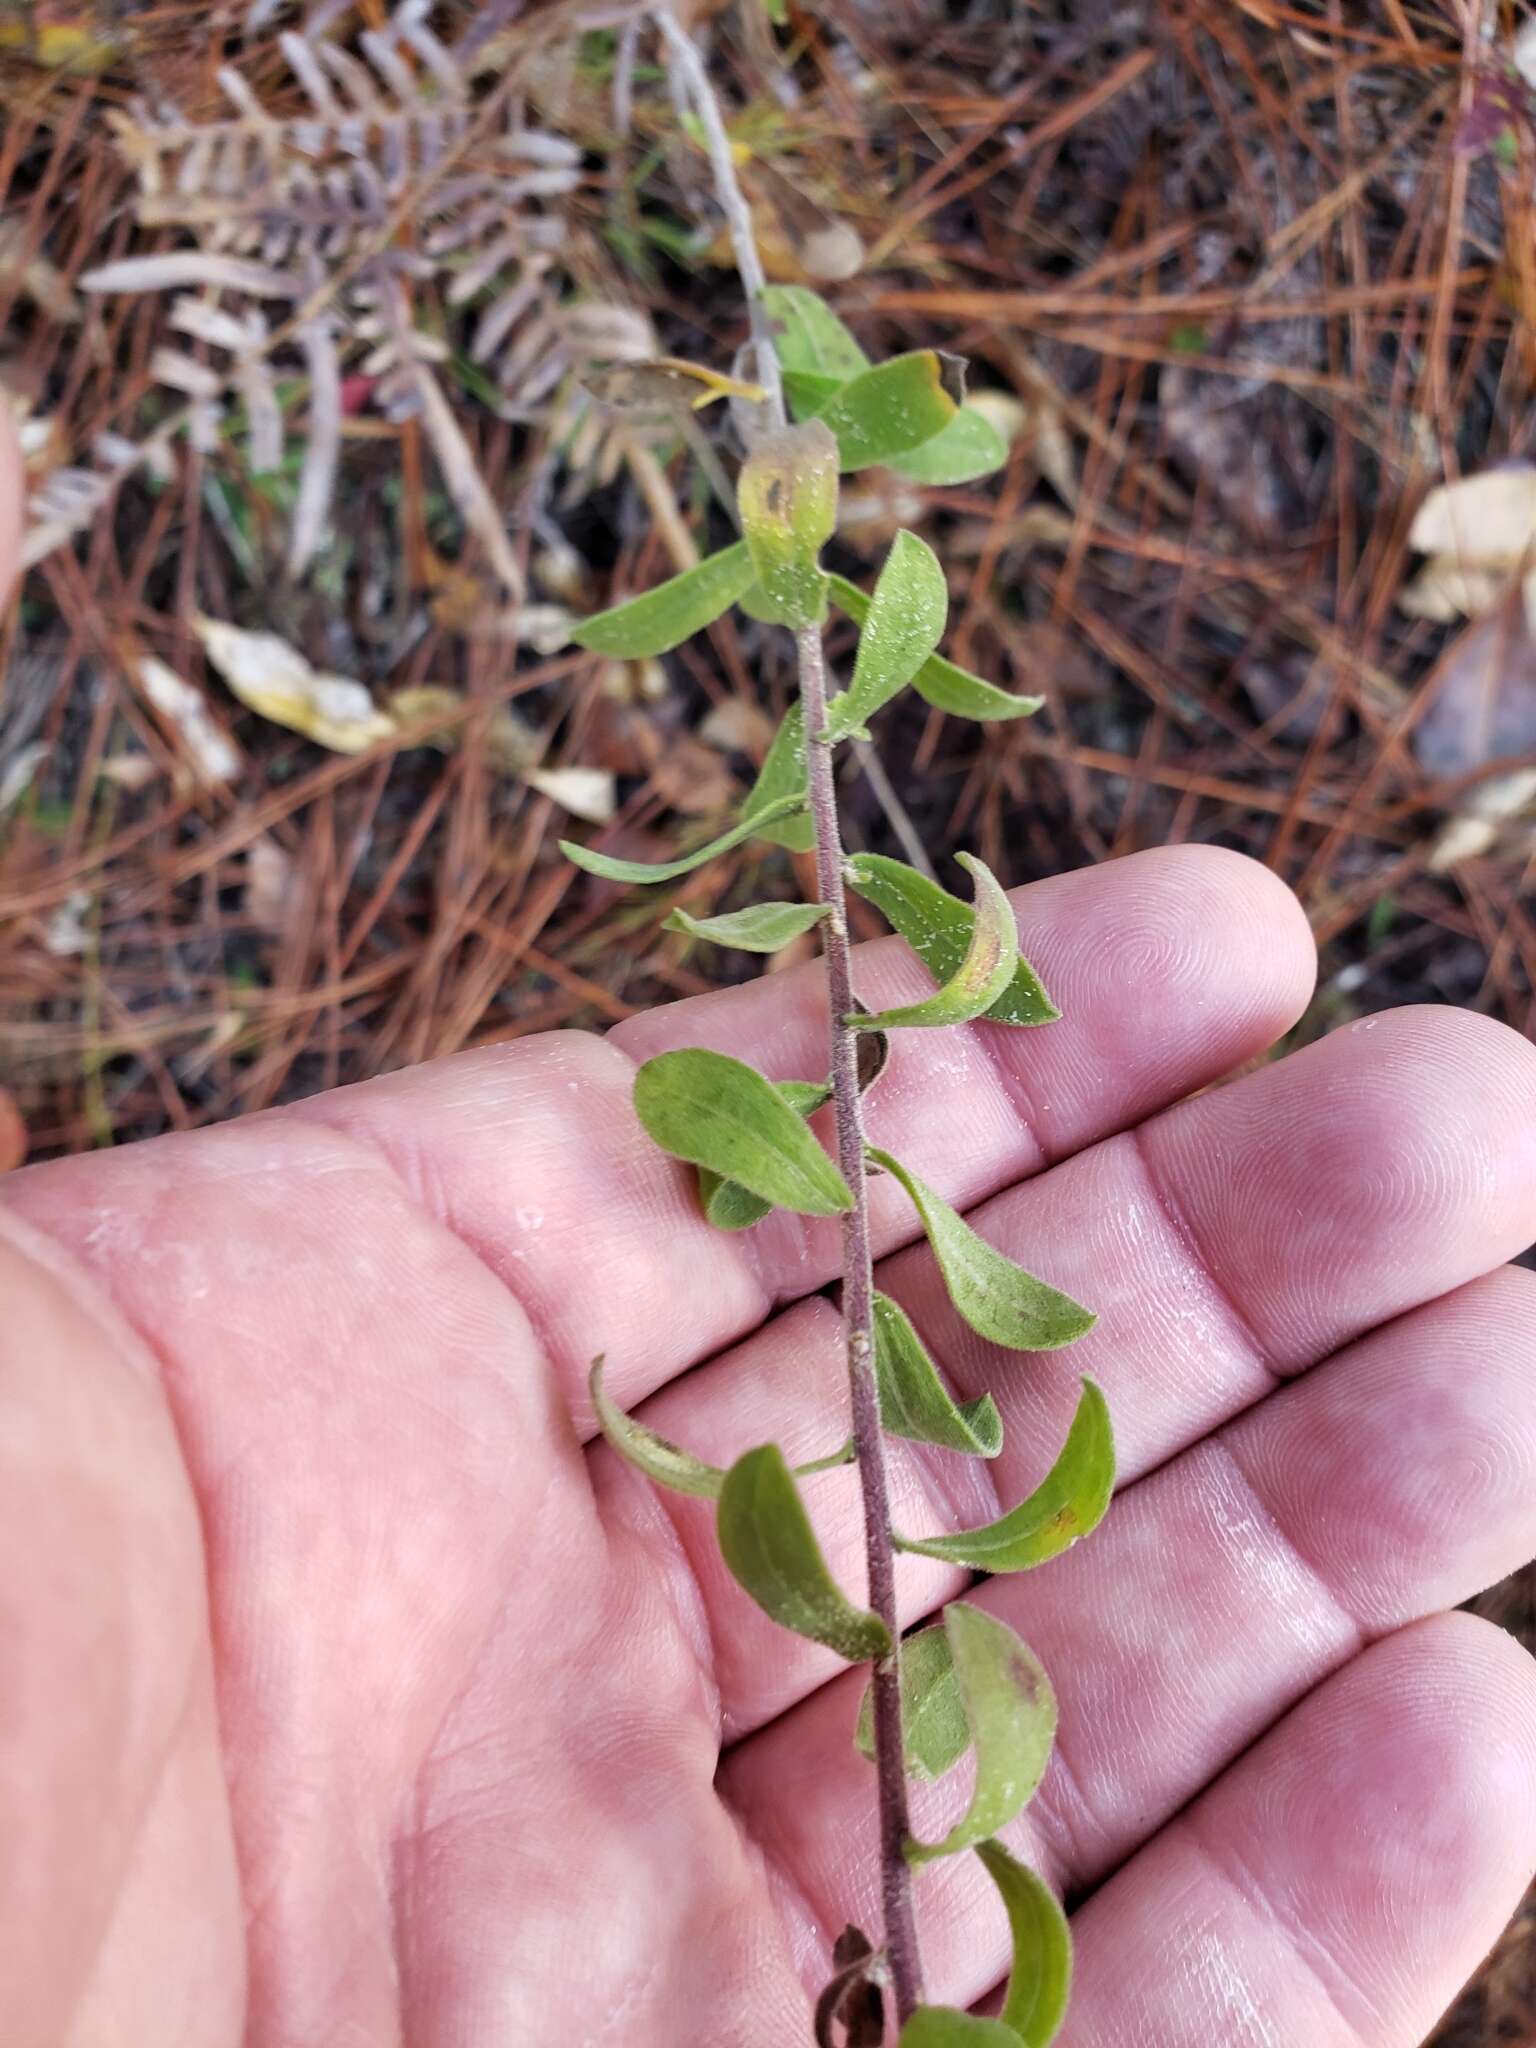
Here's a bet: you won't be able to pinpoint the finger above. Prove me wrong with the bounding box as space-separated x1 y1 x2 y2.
1049 1617 1535 2046
606 1006 1536 1737
0 1210 237 2041
720 1264 1536 1907
284 845 1313 1414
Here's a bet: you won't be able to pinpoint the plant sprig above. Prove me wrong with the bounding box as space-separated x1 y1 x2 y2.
564 17 1115 2041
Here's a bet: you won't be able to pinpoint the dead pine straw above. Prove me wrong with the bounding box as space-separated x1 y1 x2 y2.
1 4 1535 2035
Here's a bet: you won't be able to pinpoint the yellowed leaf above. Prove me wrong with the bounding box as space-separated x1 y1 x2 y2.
194 616 396 755
138 655 243 787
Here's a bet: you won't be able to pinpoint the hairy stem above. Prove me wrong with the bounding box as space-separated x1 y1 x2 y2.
657 7 923 2019
797 628 924 2023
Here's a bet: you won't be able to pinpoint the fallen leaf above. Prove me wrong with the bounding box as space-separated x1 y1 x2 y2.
523 765 617 822
0 740 49 814
1409 466 1536 565
194 616 397 755
699 697 776 756
1428 767 1536 870
246 836 296 931
138 655 244 787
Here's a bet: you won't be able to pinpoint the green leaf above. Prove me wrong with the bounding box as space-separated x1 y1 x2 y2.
810 351 965 470
850 853 1016 1030
844 853 1057 1028
717 1444 891 1661
591 1359 855 1498
738 421 839 628
664 900 828 951
873 1292 1002 1458
908 1603 1057 1864
571 541 755 657
589 1356 725 1499
855 1621 971 1783
637 1050 851 1216
560 793 804 884
823 530 948 742
698 1078 831 1229
742 703 815 852
977 1838 1073 2047
898 2009 1021 2046
783 368 848 419
894 1381 1114 1570
761 284 871 380
826 573 1043 725
889 405 1010 486
867 1148 1095 1350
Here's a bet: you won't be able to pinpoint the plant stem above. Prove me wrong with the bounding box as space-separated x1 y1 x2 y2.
657 8 924 2019
797 626 925 2025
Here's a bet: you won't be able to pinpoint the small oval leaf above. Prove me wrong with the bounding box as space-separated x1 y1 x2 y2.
560 793 804 884
717 1444 891 1661
665 900 828 951
845 852 1058 1028
811 352 964 470
850 853 1016 1030
823 531 948 742
697 1079 832 1230
976 1837 1073 2047
873 1293 1002 1458
888 405 1010 486
868 1148 1095 1350
589 1357 724 1499
898 2009 1021 2046
907 1603 1057 1864
826 573 1043 724
893 1381 1114 1570
637 1050 852 1216
855 1621 971 1784
571 541 755 657
742 702 815 852
762 285 871 380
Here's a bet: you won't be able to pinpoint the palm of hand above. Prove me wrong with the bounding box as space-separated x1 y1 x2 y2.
3 849 1534 2048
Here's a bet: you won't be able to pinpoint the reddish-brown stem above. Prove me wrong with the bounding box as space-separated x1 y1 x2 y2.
796 626 924 2024
657 11 924 2019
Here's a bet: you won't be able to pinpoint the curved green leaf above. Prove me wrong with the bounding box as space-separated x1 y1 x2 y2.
637 1050 851 1216
665 900 828 951
589 1356 725 1498
908 1603 1057 1864
855 1620 970 1783
826 573 1043 724
910 658 1046 723
868 1148 1095 1351
873 1293 1002 1458
977 1838 1073 2047
850 853 1016 1030
845 852 1058 1028
742 702 815 852
811 351 965 470
571 541 754 657
591 1359 854 1500
718 1444 890 1661
697 1078 831 1230
889 405 1010 486
823 531 948 742
894 1381 1114 1569
560 793 804 884
762 285 870 380
899 2013 1021 2048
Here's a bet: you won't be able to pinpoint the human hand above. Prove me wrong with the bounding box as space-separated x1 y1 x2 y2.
3 834 1536 2045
